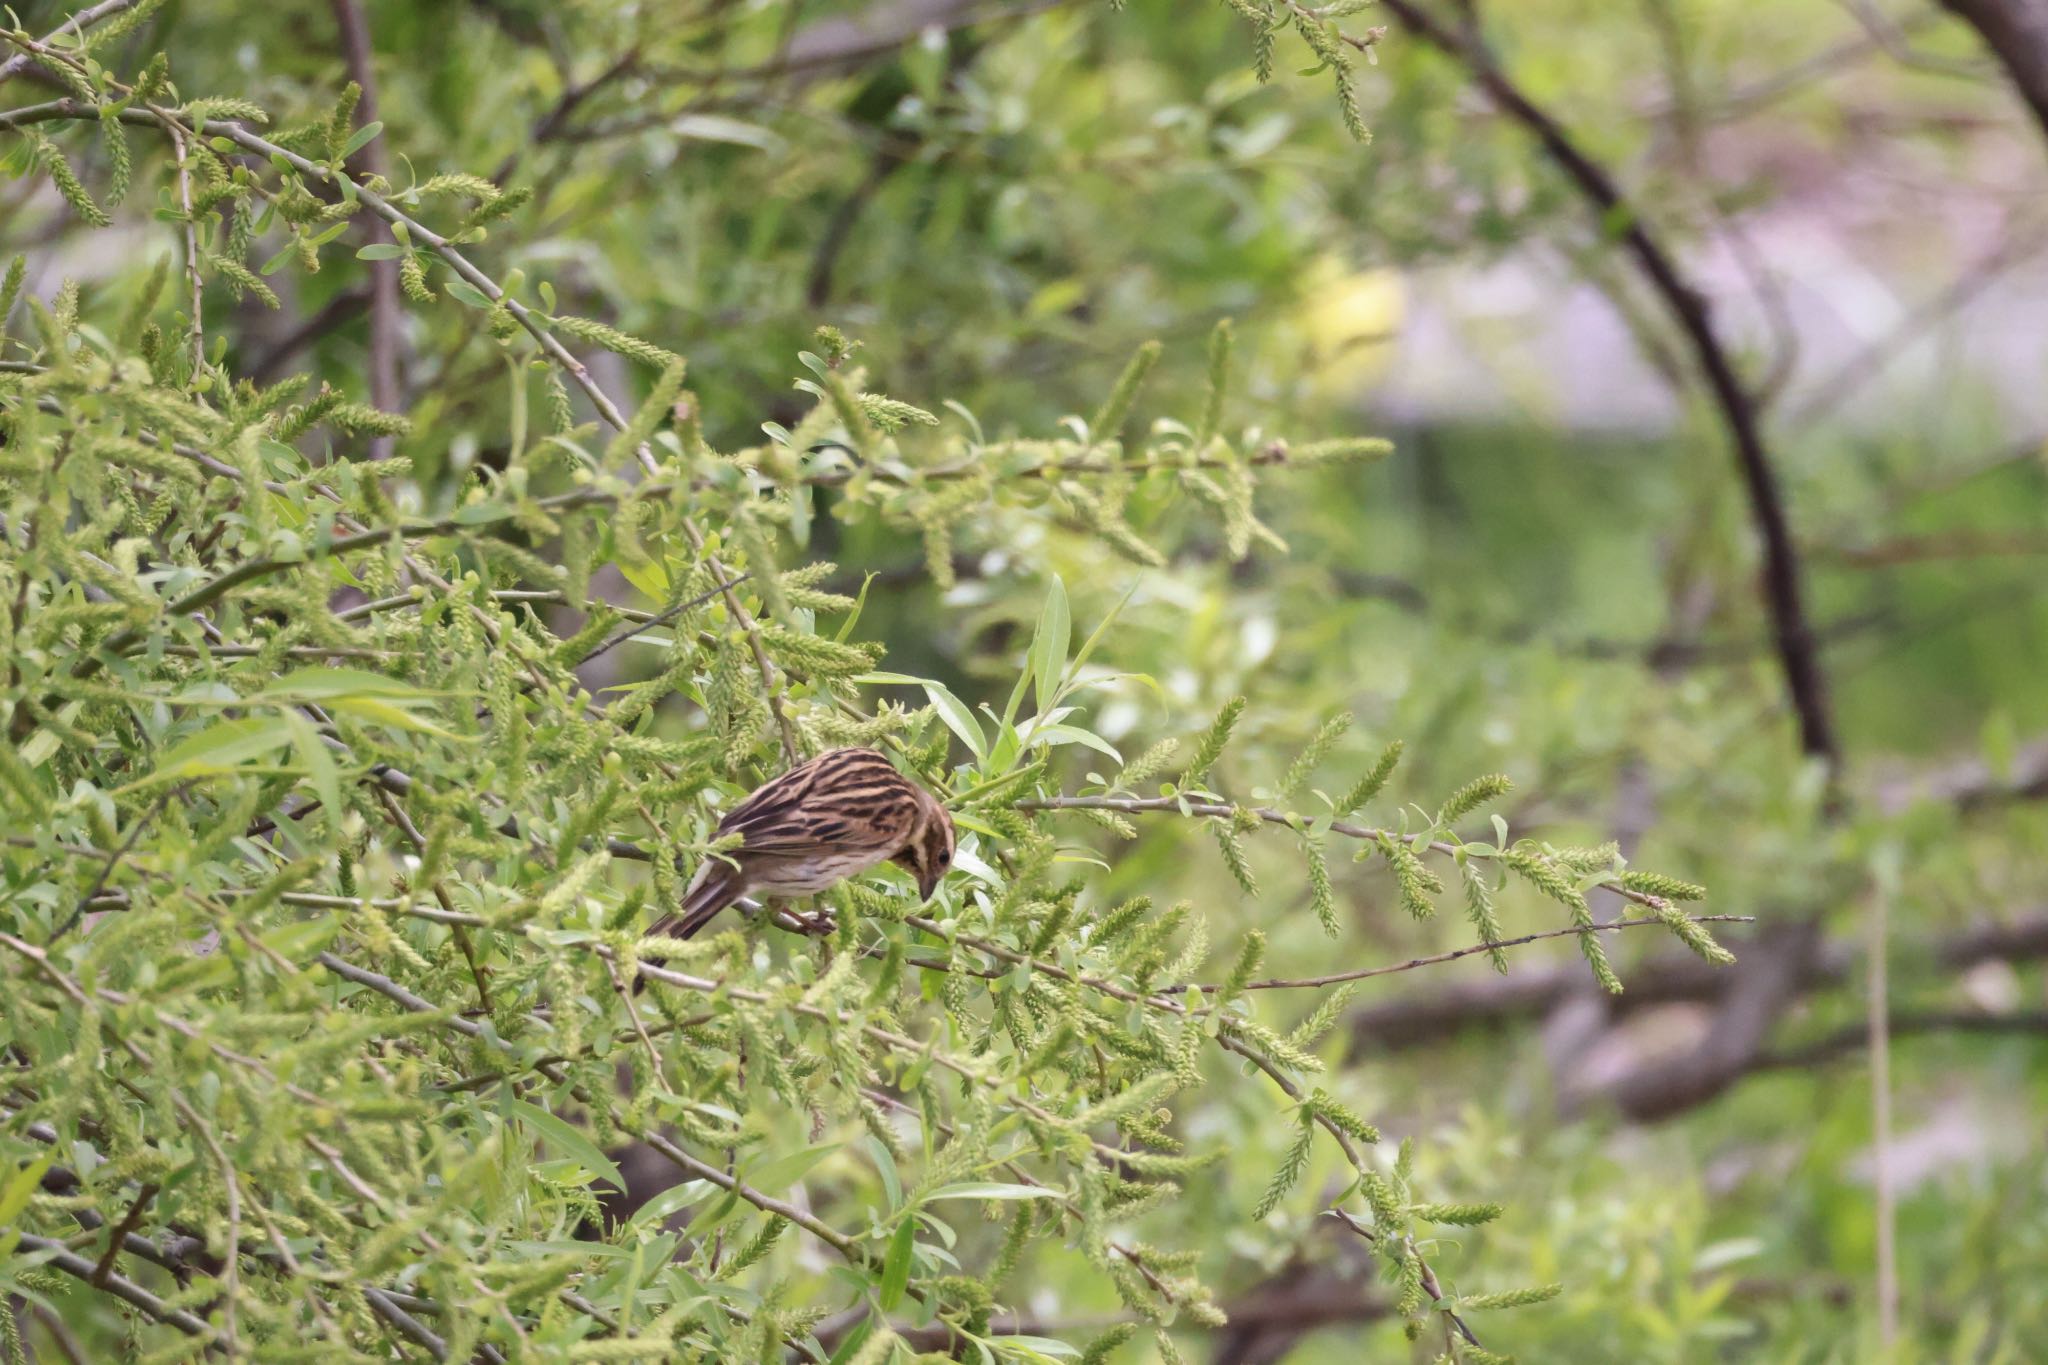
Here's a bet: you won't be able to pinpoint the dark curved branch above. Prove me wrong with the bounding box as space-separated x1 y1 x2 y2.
1350 911 2048 1052
1377 0 1839 769
1759 1009 2048 1070
1940 0 2048 143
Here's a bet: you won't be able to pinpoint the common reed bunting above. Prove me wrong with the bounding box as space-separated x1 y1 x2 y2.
650 747 955 941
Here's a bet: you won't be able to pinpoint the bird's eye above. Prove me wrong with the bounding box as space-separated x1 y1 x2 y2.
938 851 950 866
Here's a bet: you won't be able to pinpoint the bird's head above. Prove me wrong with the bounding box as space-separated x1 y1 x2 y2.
891 786 956 903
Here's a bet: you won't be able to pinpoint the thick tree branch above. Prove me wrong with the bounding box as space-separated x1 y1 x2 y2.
11 1233 217 1340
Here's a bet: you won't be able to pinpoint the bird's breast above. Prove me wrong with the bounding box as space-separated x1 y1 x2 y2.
752 848 894 895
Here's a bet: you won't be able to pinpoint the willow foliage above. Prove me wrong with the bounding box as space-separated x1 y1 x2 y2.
0 18 1726 1365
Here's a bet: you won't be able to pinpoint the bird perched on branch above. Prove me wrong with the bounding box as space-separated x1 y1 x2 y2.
649 747 955 941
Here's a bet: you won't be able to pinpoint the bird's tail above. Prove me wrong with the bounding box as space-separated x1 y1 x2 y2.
636 863 742 994
646 861 743 945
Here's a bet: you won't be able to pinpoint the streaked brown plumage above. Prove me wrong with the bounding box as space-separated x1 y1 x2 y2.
650 747 955 941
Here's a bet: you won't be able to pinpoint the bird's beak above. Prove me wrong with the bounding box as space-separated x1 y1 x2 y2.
916 867 944 902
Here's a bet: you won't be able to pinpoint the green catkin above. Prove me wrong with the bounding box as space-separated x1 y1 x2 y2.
1287 437 1395 464
1212 821 1259 898
1337 739 1403 812
1089 338 1162 439
1291 11 1371 142
35 135 111 228
1251 1114 1313 1219
1180 696 1246 786
1411 1202 1504 1226
1648 900 1737 965
0 256 25 332
1305 835 1339 936
603 356 687 466
1223 0 1278 81
1301 1088 1379 1144
1195 318 1232 447
101 116 132 205
1462 867 1509 973
549 313 682 369
207 254 281 308
1280 711 1351 799
1619 869 1709 902
856 393 938 432
399 252 431 302
1219 929 1265 1002
1436 772 1512 825
714 1216 787 1278
1379 835 1439 920
1552 841 1620 874
325 82 363 159
1285 986 1355 1054
1115 737 1179 789
1460 1284 1564 1311
1505 846 1623 993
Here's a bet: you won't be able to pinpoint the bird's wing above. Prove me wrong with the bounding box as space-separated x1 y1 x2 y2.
713 748 913 854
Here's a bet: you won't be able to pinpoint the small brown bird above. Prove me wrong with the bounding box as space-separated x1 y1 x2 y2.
651 747 955 941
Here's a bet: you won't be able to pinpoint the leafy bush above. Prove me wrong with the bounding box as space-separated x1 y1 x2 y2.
0 7 1736 1362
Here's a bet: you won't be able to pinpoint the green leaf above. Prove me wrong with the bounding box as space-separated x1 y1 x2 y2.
283 711 342 837
617 554 670 601
139 716 294 785
743 1142 841 1197
993 1337 1081 1361
920 1182 1058 1204
863 1134 903 1211
321 695 468 740
832 572 876 644
261 915 342 962
337 120 384 160
878 1217 915 1311
0 1156 52 1227
628 1180 712 1230
355 243 406 260
1028 575 1070 715
509 1099 624 1191
445 280 495 309
922 681 985 762
1068 581 1136 680
1027 724 1121 762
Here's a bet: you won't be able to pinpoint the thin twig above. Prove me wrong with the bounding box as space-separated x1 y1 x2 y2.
0 0 138 89
50 784 177 942
1209 915 1754 993
169 123 202 376
86 1181 159 1288
1014 792 1694 920
571 574 748 669
374 784 493 1013
1868 876 1898 1349
328 0 404 456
